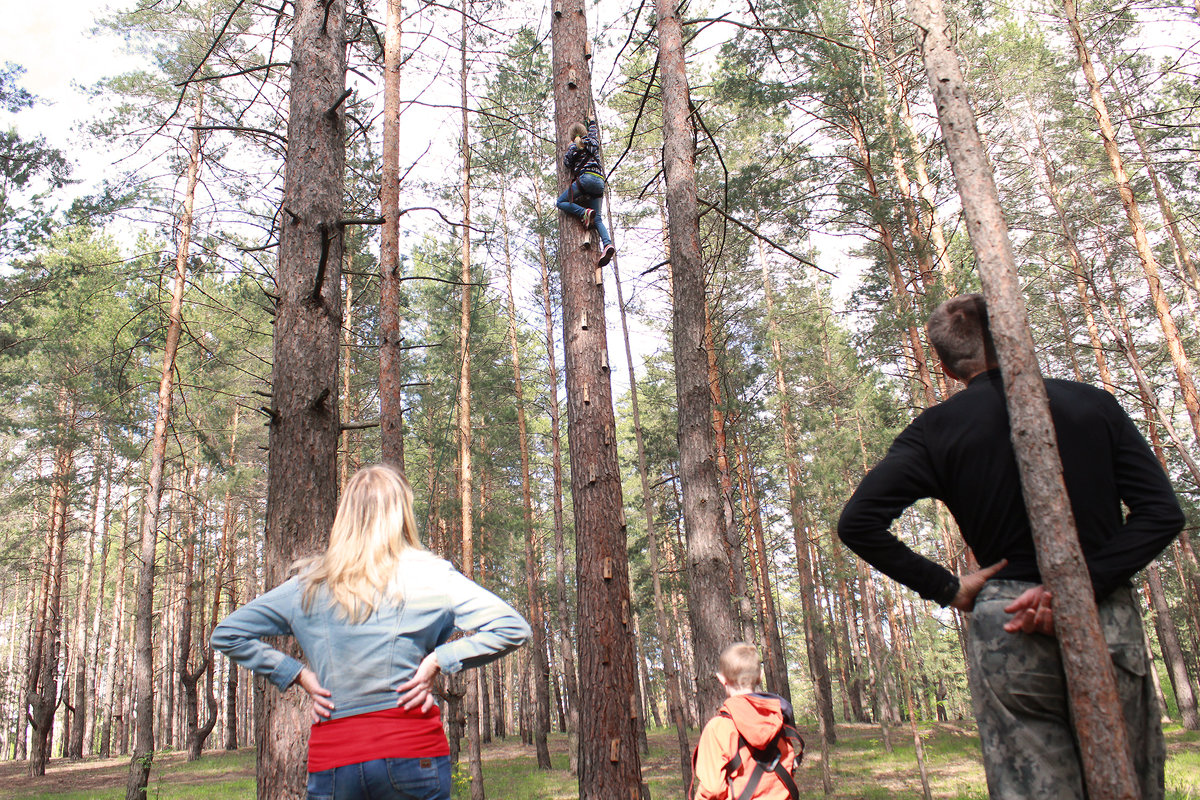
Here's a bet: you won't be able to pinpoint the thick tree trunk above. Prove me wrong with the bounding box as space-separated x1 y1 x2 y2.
654 0 741 722
912 1 1142 796
704 306 754 639
550 3 644 795
379 0 405 469
259 1 346 795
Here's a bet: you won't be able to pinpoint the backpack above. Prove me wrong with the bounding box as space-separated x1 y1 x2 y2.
691 695 805 800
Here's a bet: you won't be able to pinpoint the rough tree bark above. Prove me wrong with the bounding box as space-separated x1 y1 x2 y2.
550 2 644 795
379 0 405 469
911 1 1141 797
653 0 741 722
259 0 346 795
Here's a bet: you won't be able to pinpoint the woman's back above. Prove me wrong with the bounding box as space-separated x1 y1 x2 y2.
211 548 530 720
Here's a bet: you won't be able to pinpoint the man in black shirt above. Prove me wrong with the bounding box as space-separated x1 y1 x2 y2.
838 294 1184 800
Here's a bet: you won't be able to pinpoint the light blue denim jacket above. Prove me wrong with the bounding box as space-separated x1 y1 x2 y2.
210 548 530 720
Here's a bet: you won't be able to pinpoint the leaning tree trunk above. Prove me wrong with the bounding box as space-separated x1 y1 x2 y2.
653 0 740 722
550 2 644 796
1061 0 1200 442
911 1 1141 797
379 0 405 469
259 0 346 795
125 86 204 800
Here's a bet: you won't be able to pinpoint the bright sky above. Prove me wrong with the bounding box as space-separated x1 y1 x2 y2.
5 3 136 140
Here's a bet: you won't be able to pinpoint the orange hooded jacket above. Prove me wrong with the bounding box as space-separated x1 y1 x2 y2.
692 693 801 800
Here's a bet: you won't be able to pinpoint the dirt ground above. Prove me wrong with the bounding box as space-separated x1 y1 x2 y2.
0 749 255 797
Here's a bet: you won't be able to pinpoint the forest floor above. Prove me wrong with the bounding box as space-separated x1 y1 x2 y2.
3 722 1198 799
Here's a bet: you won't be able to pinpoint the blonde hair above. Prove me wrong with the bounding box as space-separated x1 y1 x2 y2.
718 643 762 691
568 122 587 141
294 464 424 622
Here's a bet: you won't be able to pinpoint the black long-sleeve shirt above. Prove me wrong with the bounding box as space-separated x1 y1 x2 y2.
563 119 603 180
838 369 1184 603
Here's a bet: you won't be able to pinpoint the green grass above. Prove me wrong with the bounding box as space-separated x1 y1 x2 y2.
6 723 1198 799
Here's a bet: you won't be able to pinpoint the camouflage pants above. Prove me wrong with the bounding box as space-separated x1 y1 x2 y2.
968 580 1164 800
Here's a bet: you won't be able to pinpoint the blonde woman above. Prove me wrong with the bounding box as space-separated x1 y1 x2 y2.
212 464 530 800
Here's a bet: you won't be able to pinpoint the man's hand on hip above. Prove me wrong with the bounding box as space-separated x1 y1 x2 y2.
949 559 1008 612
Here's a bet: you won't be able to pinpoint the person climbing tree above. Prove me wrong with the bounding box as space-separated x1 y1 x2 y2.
556 118 616 266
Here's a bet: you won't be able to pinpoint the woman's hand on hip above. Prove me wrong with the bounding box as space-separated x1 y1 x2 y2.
295 667 335 723
397 652 441 713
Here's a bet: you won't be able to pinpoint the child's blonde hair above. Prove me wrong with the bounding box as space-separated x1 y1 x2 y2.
294 464 424 622
718 643 762 690
568 122 587 141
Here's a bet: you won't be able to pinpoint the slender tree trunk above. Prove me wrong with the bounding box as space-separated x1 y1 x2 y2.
733 435 789 702
28 414 74 776
67 462 103 759
126 86 205 800
612 235 693 795
499 190 551 768
912 2 1142 796
259 0 346 794
379 0 405 469
761 263 836 757
551 3 644 795
537 228 579 774
1145 564 1199 728
655 0 741 722
456 5 484 794
1061 0 1200 441
1116 91 1200 303
84 458 114 756
101 492 133 759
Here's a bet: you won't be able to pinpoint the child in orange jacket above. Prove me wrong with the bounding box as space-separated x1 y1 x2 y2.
692 643 803 800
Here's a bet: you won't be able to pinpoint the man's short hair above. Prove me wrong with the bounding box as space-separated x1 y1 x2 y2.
926 293 998 378
718 643 762 691
568 122 587 141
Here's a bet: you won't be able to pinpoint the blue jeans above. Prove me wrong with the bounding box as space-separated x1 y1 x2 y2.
556 172 612 247
306 755 451 800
